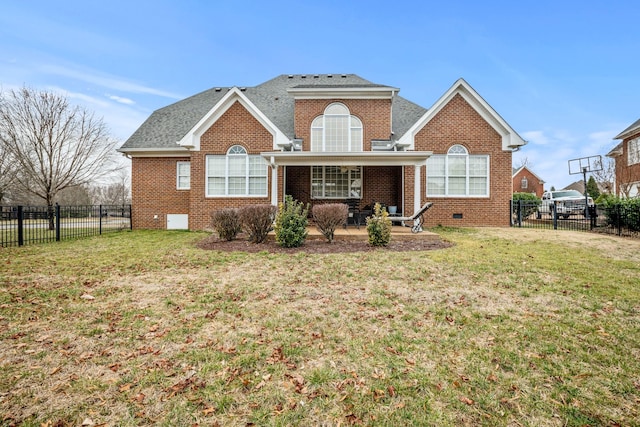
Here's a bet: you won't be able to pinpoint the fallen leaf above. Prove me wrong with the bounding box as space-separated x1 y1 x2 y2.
80 294 95 300
459 396 474 405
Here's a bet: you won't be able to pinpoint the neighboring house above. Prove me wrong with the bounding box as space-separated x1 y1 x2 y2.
562 180 611 196
607 118 640 197
512 166 545 197
118 74 526 230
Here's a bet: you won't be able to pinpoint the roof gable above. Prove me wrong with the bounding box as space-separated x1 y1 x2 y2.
397 78 526 151
614 117 640 140
512 165 545 183
177 87 288 151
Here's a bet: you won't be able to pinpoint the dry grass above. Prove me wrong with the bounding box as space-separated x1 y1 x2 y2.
1 228 639 426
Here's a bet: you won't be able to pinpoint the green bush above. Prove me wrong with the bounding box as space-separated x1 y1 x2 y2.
512 192 540 218
312 203 349 243
210 208 241 241
274 195 309 248
366 203 392 247
238 204 277 243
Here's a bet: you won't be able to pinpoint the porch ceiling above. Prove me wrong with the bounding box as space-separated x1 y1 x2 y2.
260 151 433 167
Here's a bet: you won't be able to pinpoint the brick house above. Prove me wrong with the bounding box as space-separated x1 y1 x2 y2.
512 166 545 198
607 118 640 197
118 74 526 230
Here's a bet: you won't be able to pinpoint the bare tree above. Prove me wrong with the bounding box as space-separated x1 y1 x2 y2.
593 156 615 195
0 140 18 204
90 168 131 205
0 87 120 228
515 157 534 170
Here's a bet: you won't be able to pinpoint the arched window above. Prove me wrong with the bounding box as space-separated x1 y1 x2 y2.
311 103 362 152
426 144 489 197
206 145 268 197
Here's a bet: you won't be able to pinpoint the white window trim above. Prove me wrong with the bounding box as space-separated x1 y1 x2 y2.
311 166 363 199
176 161 190 190
205 146 268 198
426 145 490 198
311 102 363 152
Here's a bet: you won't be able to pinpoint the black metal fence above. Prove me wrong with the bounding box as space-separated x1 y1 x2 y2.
0 204 132 247
511 200 640 238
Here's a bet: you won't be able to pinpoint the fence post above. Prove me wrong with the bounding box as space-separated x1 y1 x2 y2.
129 205 133 230
617 204 622 236
55 204 61 242
99 205 103 235
552 201 558 230
17 206 24 246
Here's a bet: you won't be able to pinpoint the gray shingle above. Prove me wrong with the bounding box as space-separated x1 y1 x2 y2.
119 74 428 151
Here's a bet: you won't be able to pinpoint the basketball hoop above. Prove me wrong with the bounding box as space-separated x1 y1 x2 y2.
567 155 602 219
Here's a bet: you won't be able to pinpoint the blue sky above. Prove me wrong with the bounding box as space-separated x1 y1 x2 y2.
1 0 638 189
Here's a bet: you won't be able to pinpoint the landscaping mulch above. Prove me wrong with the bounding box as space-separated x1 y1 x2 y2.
196 233 453 254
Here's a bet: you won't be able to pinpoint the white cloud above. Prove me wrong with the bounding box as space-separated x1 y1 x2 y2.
521 130 549 145
107 95 135 105
40 64 183 99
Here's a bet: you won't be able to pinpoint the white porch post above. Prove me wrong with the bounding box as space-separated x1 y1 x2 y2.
414 164 421 227
270 157 278 206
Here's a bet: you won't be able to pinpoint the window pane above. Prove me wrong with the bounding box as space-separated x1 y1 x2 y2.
448 177 466 195
249 156 267 175
178 176 190 188
208 156 225 176
469 156 487 175
207 177 225 196
325 103 349 115
448 156 466 176
228 177 246 195
469 177 487 195
427 156 445 176
428 177 445 195
350 127 362 152
325 116 349 151
249 177 267 195
228 156 246 176
311 127 323 152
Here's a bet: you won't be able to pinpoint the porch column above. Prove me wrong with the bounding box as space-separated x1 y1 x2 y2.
413 164 421 214
270 160 279 206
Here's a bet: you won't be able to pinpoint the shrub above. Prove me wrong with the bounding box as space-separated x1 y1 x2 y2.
366 203 392 247
274 195 309 248
210 208 241 241
238 204 277 243
312 203 349 243
512 192 540 219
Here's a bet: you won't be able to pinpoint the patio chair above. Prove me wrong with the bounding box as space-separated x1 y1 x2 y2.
344 198 361 229
387 202 433 233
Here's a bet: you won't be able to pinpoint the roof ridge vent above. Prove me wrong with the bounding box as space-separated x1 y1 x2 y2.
341 74 347 78
301 75 307 79
327 74 333 78
240 87 246 91
214 87 221 92
313 74 319 78
288 75 293 78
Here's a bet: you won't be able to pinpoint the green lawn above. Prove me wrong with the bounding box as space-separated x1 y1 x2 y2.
1 228 638 426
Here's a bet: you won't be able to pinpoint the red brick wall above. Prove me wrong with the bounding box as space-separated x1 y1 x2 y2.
412 93 513 227
188 100 274 230
294 99 391 151
615 130 640 196
513 168 544 197
131 157 190 229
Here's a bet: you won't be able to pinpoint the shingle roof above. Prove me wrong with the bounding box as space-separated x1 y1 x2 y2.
119 74 427 151
614 117 640 140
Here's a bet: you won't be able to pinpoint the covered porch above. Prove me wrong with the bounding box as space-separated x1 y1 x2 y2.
261 151 433 218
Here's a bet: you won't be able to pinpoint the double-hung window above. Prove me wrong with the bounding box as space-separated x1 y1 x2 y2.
176 161 190 190
206 145 268 197
311 166 362 199
427 145 489 196
628 137 640 166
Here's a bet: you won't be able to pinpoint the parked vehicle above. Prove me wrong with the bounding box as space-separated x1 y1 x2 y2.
537 190 594 219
